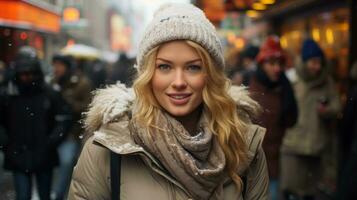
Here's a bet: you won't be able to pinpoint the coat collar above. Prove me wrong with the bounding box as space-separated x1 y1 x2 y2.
86 83 264 195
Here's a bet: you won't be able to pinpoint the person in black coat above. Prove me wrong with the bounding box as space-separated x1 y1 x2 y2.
337 62 357 200
0 46 72 200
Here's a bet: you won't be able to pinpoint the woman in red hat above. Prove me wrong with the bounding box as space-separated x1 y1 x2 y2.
248 36 298 200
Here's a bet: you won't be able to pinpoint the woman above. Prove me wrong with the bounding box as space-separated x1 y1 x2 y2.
280 39 341 200
248 36 297 200
69 3 268 200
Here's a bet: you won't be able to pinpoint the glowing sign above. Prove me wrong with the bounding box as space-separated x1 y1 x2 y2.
63 7 80 22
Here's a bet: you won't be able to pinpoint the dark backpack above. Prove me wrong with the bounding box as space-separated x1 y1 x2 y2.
110 151 121 200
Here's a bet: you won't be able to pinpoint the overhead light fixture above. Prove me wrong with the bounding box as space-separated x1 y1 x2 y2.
260 0 275 5
326 28 334 44
312 28 320 42
280 36 288 49
246 10 260 18
252 3 267 10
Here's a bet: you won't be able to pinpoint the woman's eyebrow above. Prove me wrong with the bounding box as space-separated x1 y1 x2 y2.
156 58 202 64
156 58 172 63
186 59 202 64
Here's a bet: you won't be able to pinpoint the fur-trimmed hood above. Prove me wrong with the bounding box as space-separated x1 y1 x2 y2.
81 83 265 191
84 83 261 134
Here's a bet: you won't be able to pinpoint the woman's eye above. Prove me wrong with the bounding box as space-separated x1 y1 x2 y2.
157 64 171 71
187 65 202 72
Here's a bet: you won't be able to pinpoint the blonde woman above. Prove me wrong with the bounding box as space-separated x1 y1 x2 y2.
69 3 268 200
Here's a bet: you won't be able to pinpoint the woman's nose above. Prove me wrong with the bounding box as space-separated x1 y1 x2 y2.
172 69 187 90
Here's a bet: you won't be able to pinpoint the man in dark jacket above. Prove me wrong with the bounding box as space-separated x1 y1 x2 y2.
51 54 92 200
0 47 72 200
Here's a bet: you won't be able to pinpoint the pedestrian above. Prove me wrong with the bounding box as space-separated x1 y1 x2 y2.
248 36 298 200
108 53 136 87
0 61 7 85
0 46 72 200
50 54 92 200
68 3 269 200
337 61 357 200
280 38 341 200
240 45 259 86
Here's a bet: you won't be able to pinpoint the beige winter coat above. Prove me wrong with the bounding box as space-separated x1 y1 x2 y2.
68 84 269 200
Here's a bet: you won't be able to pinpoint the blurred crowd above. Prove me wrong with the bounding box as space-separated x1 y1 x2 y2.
0 35 356 200
228 36 357 200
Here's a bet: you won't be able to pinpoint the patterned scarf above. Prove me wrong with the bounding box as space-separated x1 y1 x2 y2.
129 110 227 200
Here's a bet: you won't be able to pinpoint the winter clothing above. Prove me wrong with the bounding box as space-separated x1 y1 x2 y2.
0 54 72 200
241 45 259 60
250 36 297 180
280 57 341 196
240 45 259 86
256 36 285 65
13 170 53 200
336 62 357 200
68 84 269 200
52 55 73 71
50 54 92 200
51 73 92 140
85 60 107 88
0 56 72 173
249 67 297 180
131 110 226 200
109 54 136 87
281 61 340 155
0 84 72 172
301 39 324 62
136 3 224 71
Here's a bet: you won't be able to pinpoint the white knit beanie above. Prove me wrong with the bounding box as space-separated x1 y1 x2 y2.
136 3 225 71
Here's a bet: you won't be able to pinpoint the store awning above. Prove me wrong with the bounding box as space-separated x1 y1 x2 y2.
0 0 60 33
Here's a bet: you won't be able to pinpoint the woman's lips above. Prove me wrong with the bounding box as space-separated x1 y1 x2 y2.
167 93 192 105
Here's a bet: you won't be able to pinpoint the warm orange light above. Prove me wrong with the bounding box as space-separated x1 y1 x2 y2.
260 0 275 4
246 10 260 18
63 7 80 22
291 31 300 39
326 28 334 44
66 39 75 47
312 28 320 42
340 23 349 31
252 3 267 10
280 36 288 49
234 38 245 49
227 31 236 43
0 1 60 33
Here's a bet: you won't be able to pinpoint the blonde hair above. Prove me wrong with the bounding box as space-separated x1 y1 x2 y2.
132 40 248 189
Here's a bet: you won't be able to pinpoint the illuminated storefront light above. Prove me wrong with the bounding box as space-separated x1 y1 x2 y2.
280 36 288 49
234 37 245 49
260 0 275 5
326 28 334 44
312 28 320 42
246 10 260 18
63 7 80 22
252 3 267 10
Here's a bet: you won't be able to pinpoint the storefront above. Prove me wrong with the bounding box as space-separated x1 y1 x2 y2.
0 0 61 65
257 0 350 97
278 6 349 81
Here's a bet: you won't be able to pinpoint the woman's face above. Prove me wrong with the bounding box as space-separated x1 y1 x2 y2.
151 41 206 117
262 58 282 82
306 57 321 76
